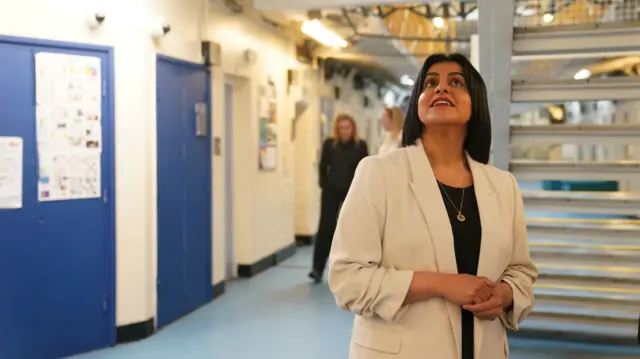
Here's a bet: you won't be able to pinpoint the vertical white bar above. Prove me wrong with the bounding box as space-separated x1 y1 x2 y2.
470 34 480 71
478 0 514 171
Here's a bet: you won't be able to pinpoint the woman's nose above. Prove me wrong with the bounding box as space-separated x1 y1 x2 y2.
436 83 450 93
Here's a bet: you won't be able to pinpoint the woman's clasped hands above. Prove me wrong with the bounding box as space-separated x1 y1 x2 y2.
440 274 513 321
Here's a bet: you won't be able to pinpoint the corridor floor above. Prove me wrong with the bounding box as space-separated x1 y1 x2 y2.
74 247 640 359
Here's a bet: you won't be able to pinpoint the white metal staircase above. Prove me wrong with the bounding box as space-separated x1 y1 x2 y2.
507 1 640 346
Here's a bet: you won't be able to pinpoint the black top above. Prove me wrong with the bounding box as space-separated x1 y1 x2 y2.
318 138 369 193
438 182 482 359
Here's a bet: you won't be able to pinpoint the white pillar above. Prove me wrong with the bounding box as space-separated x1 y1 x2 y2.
478 0 514 170
470 34 479 71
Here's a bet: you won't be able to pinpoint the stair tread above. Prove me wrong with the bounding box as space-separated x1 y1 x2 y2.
534 285 640 302
522 190 640 202
529 244 640 257
518 318 638 337
511 160 640 166
526 217 640 231
538 264 640 280
532 304 638 320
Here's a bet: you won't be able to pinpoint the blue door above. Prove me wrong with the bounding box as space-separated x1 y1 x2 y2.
156 56 212 329
0 37 115 359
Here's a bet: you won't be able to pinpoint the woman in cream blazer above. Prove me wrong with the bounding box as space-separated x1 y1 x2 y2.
328 53 538 359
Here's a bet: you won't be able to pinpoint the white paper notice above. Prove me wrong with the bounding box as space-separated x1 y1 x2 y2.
0 137 24 209
38 152 101 202
34 52 103 202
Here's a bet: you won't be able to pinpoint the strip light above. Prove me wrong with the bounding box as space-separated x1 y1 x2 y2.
301 20 347 49
574 69 591 80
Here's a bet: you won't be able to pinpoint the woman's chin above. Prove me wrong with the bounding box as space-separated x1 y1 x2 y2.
423 118 468 127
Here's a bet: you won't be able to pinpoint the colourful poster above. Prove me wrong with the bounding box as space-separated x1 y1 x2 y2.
258 79 278 171
34 52 103 201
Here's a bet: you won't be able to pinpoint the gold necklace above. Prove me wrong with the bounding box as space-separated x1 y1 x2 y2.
437 179 466 222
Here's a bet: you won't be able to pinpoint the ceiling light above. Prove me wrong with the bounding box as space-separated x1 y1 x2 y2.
400 75 414 86
574 69 591 80
433 17 445 29
519 8 537 16
542 13 554 23
301 20 347 49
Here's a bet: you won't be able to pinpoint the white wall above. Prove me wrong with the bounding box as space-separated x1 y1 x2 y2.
293 70 322 237
208 3 303 277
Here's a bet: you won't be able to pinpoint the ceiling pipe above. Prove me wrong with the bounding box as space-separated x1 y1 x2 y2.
352 32 469 42
586 56 640 75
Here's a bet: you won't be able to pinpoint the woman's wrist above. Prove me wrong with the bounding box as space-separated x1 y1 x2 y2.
417 272 445 297
497 281 514 311
406 271 449 303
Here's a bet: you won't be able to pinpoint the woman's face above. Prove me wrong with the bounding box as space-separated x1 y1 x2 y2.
380 110 392 131
417 62 471 127
337 119 354 142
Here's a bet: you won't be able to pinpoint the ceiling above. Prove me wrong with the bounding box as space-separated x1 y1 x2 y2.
255 0 640 87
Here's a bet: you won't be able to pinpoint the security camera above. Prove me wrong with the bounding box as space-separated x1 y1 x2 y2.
151 18 171 39
87 12 106 29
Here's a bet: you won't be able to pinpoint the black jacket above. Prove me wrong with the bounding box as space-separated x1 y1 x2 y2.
318 138 369 193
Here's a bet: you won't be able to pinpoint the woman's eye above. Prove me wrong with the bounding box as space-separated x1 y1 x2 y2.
451 79 465 87
425 79 438 87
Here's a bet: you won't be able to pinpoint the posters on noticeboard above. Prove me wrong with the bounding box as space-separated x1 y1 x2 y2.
34 52 103 201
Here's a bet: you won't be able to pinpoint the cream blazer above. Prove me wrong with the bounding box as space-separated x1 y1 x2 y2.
328 143 538 359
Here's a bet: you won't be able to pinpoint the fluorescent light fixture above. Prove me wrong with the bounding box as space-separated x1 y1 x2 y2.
400 75 414 86
464 9 479 21
433 17 445 29
542 13 554 23
574 69 591 80
301 20 347 48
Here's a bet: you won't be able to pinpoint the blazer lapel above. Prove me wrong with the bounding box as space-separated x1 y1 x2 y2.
405 143 461 359
466 154 498 359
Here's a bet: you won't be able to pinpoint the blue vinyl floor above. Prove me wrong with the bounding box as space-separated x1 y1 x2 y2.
73 247 640 359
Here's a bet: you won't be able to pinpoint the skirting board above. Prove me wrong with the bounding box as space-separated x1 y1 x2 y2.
212 280 226 299
116 317 155 344
237 242 297 277
295 234 313 247
509 328 639 347
116 282 226 344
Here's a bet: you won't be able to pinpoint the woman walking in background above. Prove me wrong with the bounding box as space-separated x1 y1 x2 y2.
378 106 405 154
309 113 368 283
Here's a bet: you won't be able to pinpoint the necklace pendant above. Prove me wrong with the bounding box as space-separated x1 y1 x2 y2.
457 213 466 222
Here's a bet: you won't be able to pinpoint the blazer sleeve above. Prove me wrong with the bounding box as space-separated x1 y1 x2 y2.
500 173 539 331
327 157 414 323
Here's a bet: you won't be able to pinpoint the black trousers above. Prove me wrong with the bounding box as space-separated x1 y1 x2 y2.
312 187 347 275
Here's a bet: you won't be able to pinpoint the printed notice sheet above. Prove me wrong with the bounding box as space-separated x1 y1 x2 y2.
0 137 24 209
35 52 103 201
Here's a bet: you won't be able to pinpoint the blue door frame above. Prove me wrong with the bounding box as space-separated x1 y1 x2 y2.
156 54 213 329
0 35 116 358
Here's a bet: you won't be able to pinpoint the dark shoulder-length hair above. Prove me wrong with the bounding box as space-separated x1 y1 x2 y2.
401 53 492 164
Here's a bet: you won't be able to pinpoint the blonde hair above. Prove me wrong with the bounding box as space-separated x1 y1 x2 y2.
384 106 405 138
332 113 360 143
